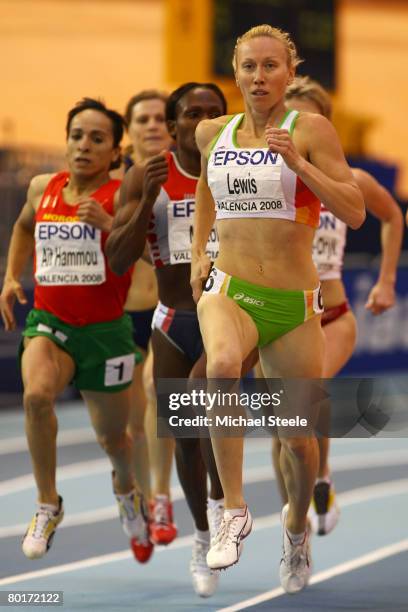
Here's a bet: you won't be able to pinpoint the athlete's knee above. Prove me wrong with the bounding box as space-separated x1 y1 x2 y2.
128 421 147 445
175 437 200 458
206 350 242 379
280 437 315 462
97 430 130 456
23 386 55 419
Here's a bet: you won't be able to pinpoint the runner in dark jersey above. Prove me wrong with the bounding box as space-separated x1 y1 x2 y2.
107 83 227 598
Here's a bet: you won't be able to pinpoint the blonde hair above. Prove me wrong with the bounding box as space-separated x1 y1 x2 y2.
232 24 302 72
285 76 332 119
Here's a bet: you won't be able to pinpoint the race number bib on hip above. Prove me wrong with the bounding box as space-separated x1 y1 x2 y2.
35 221 106 285
167 199 219 264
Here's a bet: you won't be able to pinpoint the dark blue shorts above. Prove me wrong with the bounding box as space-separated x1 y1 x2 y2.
126 308 155 352
151 302 203 364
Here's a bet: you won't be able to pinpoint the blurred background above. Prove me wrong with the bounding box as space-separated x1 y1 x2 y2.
1 0 408 407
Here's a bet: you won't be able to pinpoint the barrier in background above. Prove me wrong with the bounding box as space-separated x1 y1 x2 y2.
341 266 408 375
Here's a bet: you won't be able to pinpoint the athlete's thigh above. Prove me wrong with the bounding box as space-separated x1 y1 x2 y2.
151 328 192 380
82 388 131 438
322 311 357 377
22 336 75 395
260 317 324 437
197 294 258 362
260 315 324 378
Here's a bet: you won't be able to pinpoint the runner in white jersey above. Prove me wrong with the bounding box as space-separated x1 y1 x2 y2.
190 25 365 594
271 76 403 535
120 90 178 547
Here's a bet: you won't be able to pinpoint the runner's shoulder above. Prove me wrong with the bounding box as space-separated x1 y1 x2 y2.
28 173 55 199
196 115 234 154
27 173 56 209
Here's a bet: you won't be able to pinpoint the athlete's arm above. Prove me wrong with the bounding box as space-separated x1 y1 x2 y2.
265 113 366 229
0 174 49 330
191 119 220 303
105 153 168 275
353 168 403 314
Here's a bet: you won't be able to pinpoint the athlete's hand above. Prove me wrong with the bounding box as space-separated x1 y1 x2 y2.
77 199 113 232
365 281 396 315
264 127 304 173
191 254 212 303
0 279 27 331
143 152 169 204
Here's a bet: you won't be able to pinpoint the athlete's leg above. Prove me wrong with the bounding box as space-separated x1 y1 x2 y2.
22 336 75 506
188 353 223 500
152 328 208 530
127 347 151 500
143 342 175 497
198 294 258 509
319 310 357 475
260 316 324 534
82 388 134 494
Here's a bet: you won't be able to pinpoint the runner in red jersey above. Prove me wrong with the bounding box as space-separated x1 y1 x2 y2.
107 83 227 598
0 98 152 564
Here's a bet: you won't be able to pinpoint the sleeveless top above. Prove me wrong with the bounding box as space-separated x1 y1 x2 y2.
34 171 132 326
312 205 347 280
207 110 320 227
147 151 219 268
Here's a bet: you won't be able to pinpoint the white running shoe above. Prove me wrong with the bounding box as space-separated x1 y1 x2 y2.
308 480 340 536
190 537 219 597
115 489 149 539
279 504 312 594
206 506 252 570
22 496 64 559
207 499 224 543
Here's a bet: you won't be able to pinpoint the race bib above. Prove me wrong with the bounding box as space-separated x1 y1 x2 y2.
167 199 219 264
209 150 288 215
104 354 134 387
312 212 346 278
35 221 106 285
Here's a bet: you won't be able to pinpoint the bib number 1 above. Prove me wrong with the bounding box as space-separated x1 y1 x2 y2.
104 354 134 387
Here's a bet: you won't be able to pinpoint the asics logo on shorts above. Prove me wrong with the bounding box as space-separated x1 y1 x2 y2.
233 292 265 307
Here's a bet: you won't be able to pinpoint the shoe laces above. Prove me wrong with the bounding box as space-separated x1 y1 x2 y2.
119 492 138 521
208 503 224 538
213 512 243 547
283 531 309 571
191 538 209 571
32 507 56 540
154 497 170 526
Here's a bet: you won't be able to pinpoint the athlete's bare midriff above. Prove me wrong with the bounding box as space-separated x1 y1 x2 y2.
125 260 158 311
156 264 196 310
215 217 319 290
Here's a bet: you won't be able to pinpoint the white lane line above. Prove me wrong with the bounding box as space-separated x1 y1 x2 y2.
216 538 408 612
0 478 407 585
2 451 408 537
0 533 195 586
2 447 408 498
0 429 95 456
